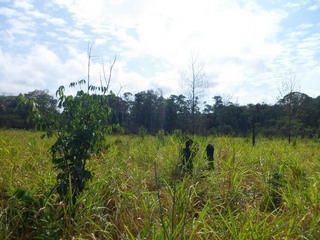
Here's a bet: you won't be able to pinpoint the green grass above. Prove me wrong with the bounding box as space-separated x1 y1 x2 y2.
1 129 320 239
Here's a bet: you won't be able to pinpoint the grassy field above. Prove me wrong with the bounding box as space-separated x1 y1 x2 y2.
0 129 320 239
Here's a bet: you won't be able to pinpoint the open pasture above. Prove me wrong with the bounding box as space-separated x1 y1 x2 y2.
1 129 320 239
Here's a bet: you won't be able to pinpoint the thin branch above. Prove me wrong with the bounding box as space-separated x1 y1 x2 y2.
107 55 117 92
101 57 107 87
117 82 123 97
87 42 94 93
101 54 117 94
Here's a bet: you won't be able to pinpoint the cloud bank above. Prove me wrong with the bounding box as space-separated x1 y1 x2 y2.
0 0 319 104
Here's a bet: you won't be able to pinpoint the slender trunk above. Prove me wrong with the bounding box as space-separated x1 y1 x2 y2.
252 123 256 147
288 96 292 144
288 115 292 144
192 65 195 134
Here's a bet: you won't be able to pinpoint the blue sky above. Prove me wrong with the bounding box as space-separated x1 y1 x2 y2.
0 0 319 105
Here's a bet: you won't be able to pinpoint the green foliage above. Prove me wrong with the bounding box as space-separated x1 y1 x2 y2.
172 129 186 143
156 129 166 145
138 127 147 140
263 166 286 211
24 90 59 130
2 90 320 137
16 90 59 130
50 83 112 203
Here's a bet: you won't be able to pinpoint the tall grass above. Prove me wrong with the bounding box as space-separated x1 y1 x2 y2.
1 129 320 239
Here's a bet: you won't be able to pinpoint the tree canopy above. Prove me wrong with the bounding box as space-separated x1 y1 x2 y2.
1 89 319 138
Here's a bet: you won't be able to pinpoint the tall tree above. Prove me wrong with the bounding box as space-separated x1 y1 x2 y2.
164 95 179 133
164 94 190 133
24 90 58 129
0 95 29 128
131 90 165 134
181 53 207 134
120 92 134 132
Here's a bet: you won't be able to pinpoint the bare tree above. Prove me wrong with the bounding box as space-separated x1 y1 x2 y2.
86 41 117 95
278 72 300 143
101 55 117 94
181 53 207 134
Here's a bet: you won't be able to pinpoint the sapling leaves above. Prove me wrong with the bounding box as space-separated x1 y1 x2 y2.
22 80 114 207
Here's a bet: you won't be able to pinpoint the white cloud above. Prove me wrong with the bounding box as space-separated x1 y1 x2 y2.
283 2 306 11
47 17 67 26
0 44 88 95
13 0 34 11
52 0 111 26
44 0 288 103
6 17 36 39
297 23 314 30
49 0 284 61
308 2 320 11
1 0 319 104
0 7 18 17
300 65 320 98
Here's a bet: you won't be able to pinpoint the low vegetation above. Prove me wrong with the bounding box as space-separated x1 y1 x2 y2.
1 129 319 239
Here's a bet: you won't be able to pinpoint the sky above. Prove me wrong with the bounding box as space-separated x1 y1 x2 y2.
0 0 319 105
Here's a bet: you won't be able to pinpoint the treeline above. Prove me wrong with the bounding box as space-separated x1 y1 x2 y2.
1 89 319 138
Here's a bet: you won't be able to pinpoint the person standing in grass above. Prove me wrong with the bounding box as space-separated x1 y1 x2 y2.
206 144 214 170
181 139 197 175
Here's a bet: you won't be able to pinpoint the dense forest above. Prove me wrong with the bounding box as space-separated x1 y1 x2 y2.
0 89 319 138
